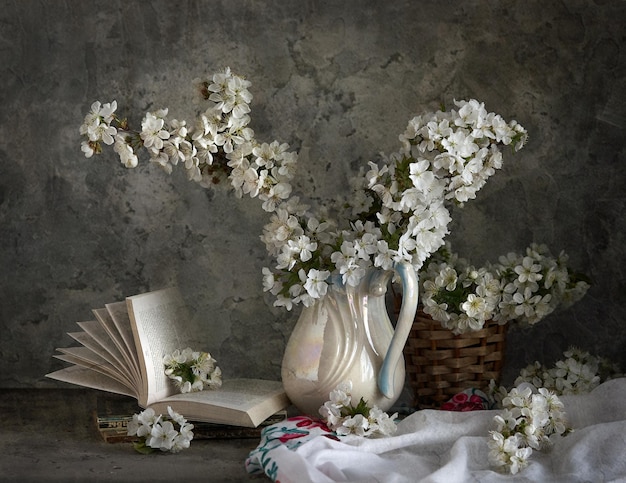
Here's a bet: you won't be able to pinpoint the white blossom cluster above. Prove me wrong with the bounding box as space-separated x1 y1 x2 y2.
163 347 222 393
79 67 297 211
487 384 569 475
513 347 620 396
79 69 528 310
127 406 194 454
398 98 527 204
260 100 527 309
318 381 398 437
421 243 590 334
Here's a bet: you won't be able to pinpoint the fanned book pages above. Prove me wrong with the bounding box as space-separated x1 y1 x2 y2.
46 287 289 427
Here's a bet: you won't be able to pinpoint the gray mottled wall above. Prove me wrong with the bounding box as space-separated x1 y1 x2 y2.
1 0 624 388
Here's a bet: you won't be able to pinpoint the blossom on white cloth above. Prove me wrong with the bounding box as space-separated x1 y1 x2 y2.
488 382 570 474
319 381 398 438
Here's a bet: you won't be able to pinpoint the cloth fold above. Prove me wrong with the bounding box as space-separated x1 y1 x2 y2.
246 378 626 483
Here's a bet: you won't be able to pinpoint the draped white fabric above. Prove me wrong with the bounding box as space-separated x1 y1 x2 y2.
247 378 626 483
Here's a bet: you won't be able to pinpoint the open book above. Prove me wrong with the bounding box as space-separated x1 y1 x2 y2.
46 287 289 427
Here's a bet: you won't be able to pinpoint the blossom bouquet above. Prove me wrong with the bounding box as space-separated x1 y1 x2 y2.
80 68 531 413
80 67 528 312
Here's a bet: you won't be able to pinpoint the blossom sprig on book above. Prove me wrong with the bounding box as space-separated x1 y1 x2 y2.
421 242 590 334
79 68 528 310
127 406 194 454
163 348 222 393
318 381 398 437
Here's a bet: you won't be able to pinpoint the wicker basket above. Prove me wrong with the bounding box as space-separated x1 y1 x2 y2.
403 308 507 408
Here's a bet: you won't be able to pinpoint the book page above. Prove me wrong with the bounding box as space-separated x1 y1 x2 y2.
126 287 193 406
54 346 136 390
76 321 139 388
93 308 142 386
150 378 289 427
105 301 141 379
163 379 285 410
69 329 128 376
45 365 137 399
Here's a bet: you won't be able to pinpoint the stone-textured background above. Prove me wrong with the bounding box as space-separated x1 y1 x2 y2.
1 0 624 389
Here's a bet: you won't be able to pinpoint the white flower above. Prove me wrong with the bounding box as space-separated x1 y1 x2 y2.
409 159 435 191
303 269 330 299
138 407 160 427
147 420 178 451
127 411 154 439
337 414 369 436
329 381 352 406
210 73 252 118
170 433 192 453
141 111 170 151
369 406 398 436
515 256 543 284
273 294 294 311
79 100 118 142
89 121 117 145
287 235 317 262
488 431 533 475
461 294 488 319
373 240 395 271
81 140 95 158
435 265 458 291
114 135 138 168
261 267 279 293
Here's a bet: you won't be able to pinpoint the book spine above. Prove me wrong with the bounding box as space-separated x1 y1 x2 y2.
98 416 133 430
95 412 287 443
97 424 264 442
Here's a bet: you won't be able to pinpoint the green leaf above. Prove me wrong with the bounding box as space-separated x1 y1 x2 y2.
351 397 371 418
132 440 155 455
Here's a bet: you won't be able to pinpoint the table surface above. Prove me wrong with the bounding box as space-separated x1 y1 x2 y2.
0 388 266 482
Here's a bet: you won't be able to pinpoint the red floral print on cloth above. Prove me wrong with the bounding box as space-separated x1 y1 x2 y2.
277 416 338 443
440 389 490 411
245 415 341 480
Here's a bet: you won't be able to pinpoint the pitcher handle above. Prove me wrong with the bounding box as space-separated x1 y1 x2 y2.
378 261 419 399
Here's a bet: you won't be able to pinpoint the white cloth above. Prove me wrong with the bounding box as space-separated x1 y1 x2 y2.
247 378 626 482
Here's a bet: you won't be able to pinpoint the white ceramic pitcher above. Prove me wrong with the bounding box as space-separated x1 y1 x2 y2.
281 261 419 416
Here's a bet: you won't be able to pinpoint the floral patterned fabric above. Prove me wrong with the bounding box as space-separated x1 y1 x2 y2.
245 379 626 483
246 390 489 480
245 416 339 481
